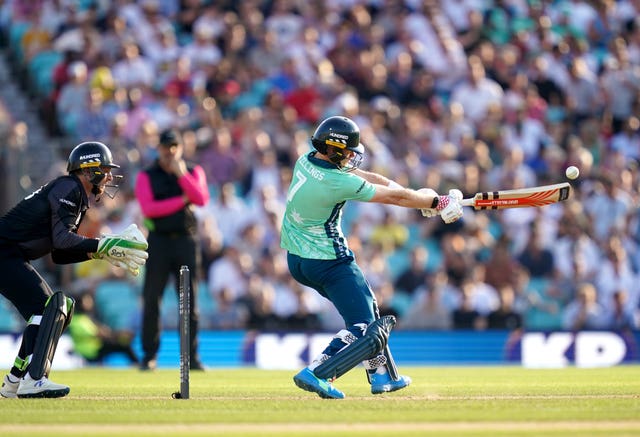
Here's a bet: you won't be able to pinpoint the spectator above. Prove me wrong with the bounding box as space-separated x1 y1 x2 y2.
603 289 638 331
449 54 504 127
369 210 410 253
208 244 252 303
562 282 608 331
75 87 112 142
452 282 487 330
68 292 138 365
245 276 282 331
209 286 249 330
135 129 209 371
564 57 602 127
601 38 640 134
584 173 634 242
284 280 323 331
181 21 222 82
111 40 155 90
487 284 523 330
594 234 639 311
393 245 431 296
401 271 452 330
517 223 556 279
56 60 90 138
483 236 520 291
609 115 640 163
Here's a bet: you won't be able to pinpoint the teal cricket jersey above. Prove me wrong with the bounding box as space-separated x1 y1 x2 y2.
280 152 376 260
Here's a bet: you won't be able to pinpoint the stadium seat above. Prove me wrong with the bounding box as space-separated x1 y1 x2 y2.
27 50 62 97
94 280 140 332
160 283 179 330
423 238 443 272
386 247 410 282
197 280 216 329
8 21 31 66
0 299 24 333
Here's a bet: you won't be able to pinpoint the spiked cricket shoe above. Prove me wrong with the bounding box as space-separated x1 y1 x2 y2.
370 372 411 394
293 368 345 399
0 374 19 398
16 374 70 399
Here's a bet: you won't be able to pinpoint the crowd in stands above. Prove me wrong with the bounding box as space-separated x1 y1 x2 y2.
1 0 639 336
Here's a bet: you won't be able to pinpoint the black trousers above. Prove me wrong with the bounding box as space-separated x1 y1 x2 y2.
0 244 54 376
141 232 200 363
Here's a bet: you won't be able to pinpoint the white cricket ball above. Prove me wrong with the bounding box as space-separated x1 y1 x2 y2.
565 166 580 180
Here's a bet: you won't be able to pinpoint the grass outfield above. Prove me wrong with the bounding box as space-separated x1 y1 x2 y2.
0 366 639 436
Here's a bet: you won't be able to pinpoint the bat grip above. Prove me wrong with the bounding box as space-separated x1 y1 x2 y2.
460 199 473 207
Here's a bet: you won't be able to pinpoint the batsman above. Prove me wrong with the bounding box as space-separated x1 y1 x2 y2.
281 116 464 399
0 142 148 398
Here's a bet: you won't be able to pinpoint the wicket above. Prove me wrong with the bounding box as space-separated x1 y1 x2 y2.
173 265 190 399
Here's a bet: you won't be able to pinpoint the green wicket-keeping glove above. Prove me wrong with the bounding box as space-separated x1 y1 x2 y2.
93 224 149 276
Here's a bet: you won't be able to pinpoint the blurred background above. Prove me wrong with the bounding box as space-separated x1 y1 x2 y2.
0 0 638 368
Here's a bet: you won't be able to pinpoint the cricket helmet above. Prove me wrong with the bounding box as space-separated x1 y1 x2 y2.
67 141 119 181
67 142 121 196
311 116 364 171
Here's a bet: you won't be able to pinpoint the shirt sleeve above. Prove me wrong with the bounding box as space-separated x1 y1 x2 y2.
335 172 376 202
178 165 209 206
135 170 185 218
51 249 91 264
48 179 99 254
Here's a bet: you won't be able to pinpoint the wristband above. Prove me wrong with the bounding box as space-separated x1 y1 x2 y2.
434 195 450 211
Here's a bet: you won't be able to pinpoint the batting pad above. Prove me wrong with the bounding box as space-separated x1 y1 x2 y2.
29 292 71 380
314 315 396 380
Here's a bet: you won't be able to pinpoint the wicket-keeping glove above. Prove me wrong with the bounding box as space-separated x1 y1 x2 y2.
93 224 149 276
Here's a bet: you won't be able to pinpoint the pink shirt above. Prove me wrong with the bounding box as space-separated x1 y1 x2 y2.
135 165 209 218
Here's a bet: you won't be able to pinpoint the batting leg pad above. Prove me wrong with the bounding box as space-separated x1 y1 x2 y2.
363 346 400 382
313 315 396 380
29 292 73 380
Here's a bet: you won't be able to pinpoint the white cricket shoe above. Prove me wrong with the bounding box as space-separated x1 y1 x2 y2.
1 374 19 398
16 374 70 399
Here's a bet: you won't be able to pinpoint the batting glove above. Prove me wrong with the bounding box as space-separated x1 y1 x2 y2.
93 224 149 276
436 189 464 224
420 208 439 218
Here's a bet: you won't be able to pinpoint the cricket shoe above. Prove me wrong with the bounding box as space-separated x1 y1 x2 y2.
370 372 412 394
1 374 19 398
139 359 157 371
293 368 345 399
16 374 70 399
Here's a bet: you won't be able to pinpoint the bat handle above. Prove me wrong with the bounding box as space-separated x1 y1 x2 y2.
460 199 474 207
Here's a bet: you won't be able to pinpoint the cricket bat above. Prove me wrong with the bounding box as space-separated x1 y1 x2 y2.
461 182 571 210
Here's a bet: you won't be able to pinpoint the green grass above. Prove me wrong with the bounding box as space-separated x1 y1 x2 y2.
1 366 639 436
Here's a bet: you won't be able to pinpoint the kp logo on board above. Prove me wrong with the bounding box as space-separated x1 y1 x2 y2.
521 332 631 368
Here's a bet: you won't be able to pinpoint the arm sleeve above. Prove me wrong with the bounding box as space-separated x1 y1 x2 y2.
135 170 186 218
178 165 209 206
51 249 91 264
48 180 100 254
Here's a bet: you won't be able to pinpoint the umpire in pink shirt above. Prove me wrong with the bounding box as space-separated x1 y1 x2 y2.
135 129 209 371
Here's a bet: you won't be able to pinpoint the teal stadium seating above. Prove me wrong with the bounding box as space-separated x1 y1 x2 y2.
27 49 62 98
94 279 141 332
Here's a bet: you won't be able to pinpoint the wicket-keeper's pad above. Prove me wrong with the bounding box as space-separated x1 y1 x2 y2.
314 315 396 381
29 292 74 380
